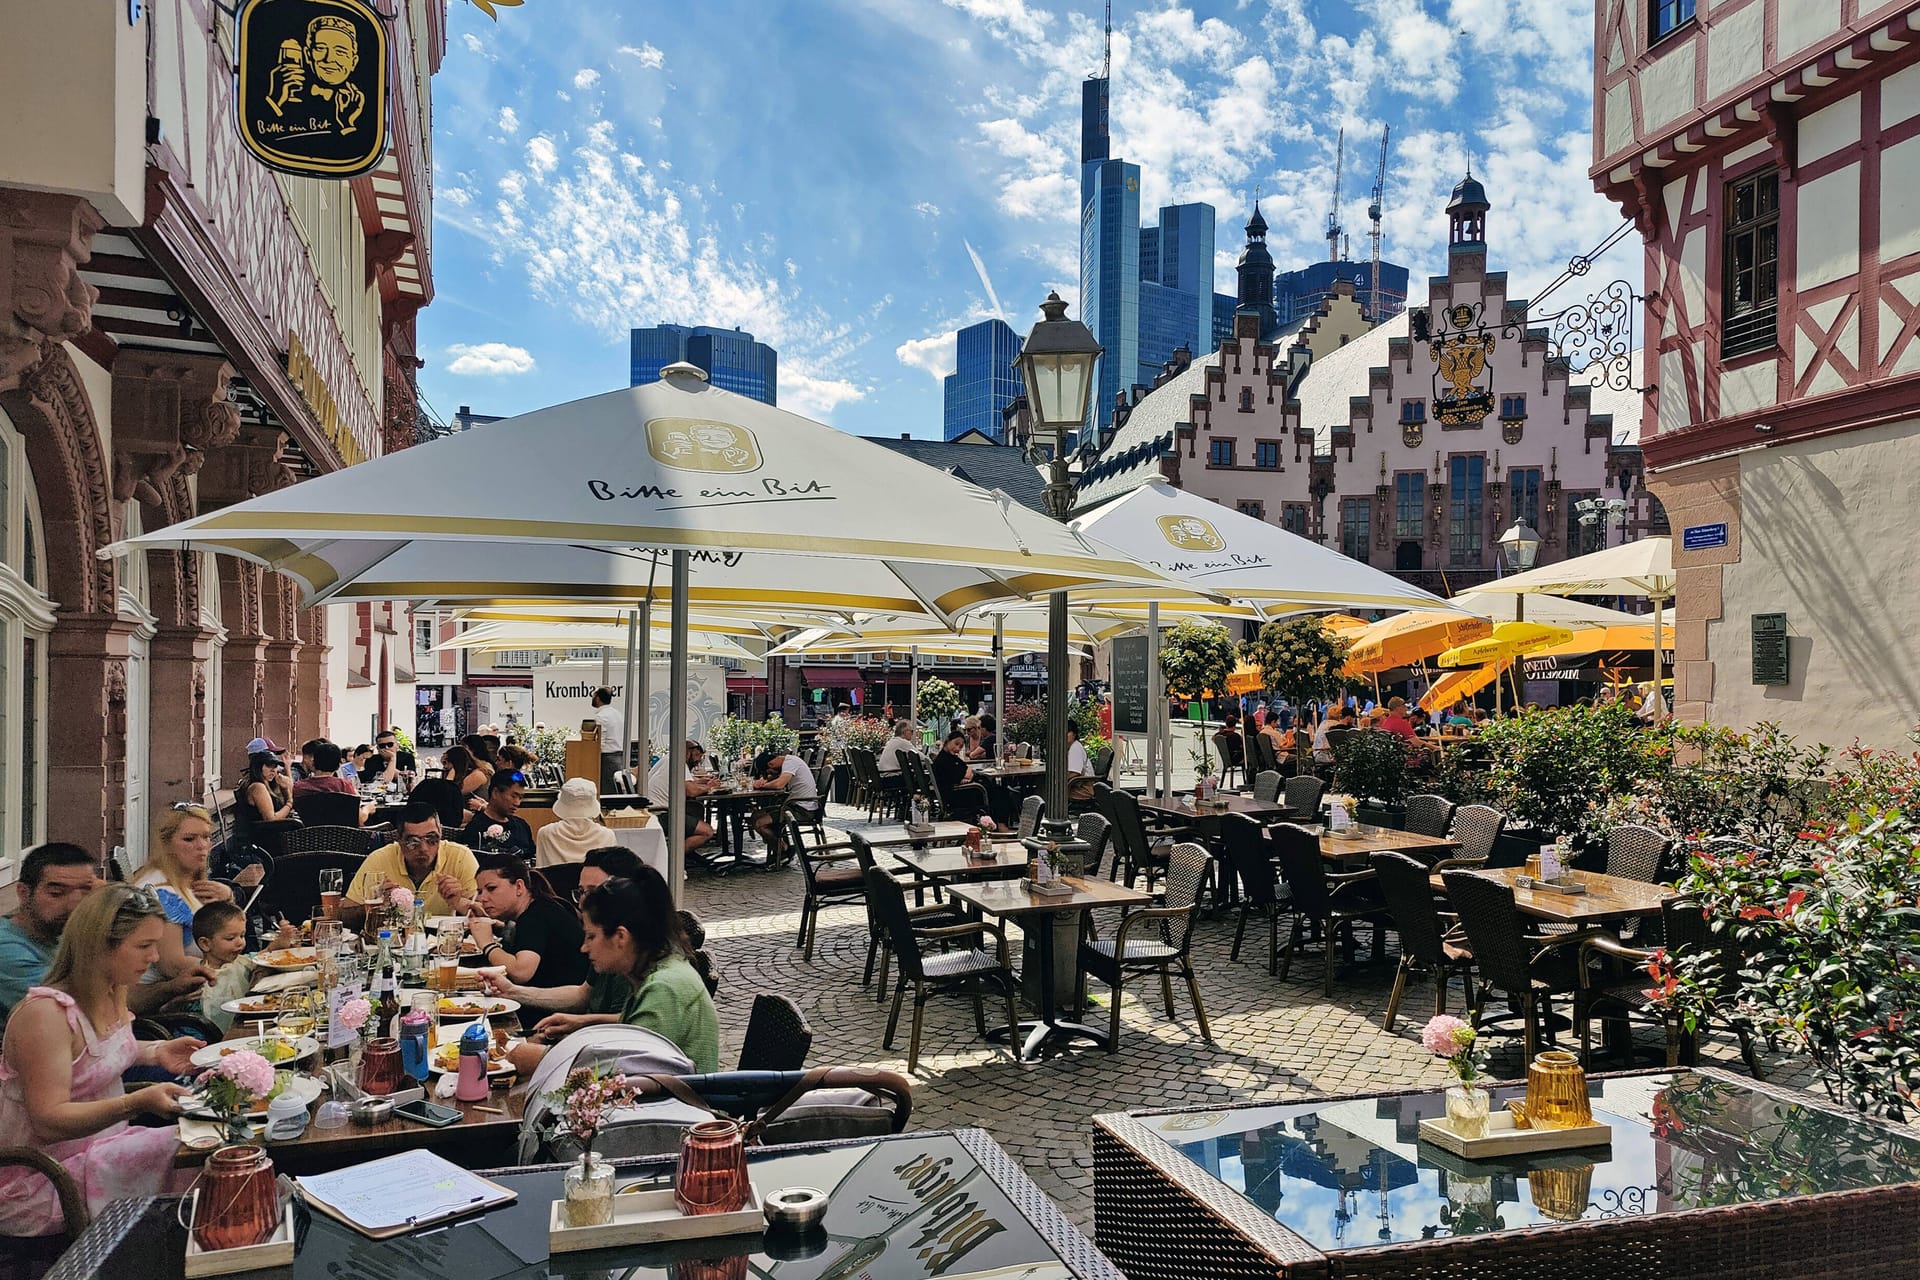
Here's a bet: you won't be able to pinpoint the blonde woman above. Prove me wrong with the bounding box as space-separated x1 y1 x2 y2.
131 804 255 979
0 885 199 1235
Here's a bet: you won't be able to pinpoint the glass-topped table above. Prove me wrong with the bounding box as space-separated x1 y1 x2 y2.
1092 1068 1920 1280
51 1129 1121 1280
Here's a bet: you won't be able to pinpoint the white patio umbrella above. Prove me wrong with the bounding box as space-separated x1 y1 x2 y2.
108 366 1183 895
1470 537 1676 719
436 621 764 662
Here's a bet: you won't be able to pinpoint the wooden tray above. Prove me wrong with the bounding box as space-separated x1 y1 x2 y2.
182 1187 296 1277
1417 1109 1612 1159
548 1182 765 1252
1525 879 1589 896
1026 878 1075 897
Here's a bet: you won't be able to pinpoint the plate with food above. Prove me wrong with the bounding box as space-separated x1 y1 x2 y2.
189 1035 320 1070
429 1036 519 1077
221 993 300 1016
251 946 320 972
406 994 520 1020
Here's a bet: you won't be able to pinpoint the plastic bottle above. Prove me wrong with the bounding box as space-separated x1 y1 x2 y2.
454 1021 492 1101
399 1008 431 1082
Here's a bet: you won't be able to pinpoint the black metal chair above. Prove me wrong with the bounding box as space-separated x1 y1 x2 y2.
1211 728 1245 790
1251 769 1283 804
1372 850 1476 1031
1221 813 1287 975
865 867 1020 1073
1435 803 1507 870
257 850 362 924
541 861 584 905
1075 810 1113 881
0 1147 88 1280
1443 869 1586 1063
1283 773 1326 816
794 822 870 961
1091 744 1115 783
1104 788 1176 893
282 825 382 857
1246 731 1277 780
1403 793 1457 839
291 790 362 828
1076 842 1213 1052
737 993 813 1071
1272 821 1389 996
406 777 469 829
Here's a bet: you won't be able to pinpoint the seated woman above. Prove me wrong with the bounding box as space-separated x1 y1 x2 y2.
132 804 252 982
230 751 293 853
440 745 491 813
579 867 719 1074
534 778 620 868
0 885 201 1236
467 853 586 1023
930 731 1015 825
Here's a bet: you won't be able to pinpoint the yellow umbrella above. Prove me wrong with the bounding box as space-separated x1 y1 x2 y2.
1321 613 1371 635
1347 611 1492 674
1528 622 1673 660
1419 660 1510 713
1224 661 1265 695
1437 622 1575 668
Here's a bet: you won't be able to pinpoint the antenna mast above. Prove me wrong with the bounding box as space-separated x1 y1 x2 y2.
1326 127 1345 263
1367 126 1390 321
1103 0 1112 79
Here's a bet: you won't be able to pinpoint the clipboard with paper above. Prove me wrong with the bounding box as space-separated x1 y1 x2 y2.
293 1149 516 1239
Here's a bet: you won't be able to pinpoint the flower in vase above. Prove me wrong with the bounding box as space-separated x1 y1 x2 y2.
336 996 372 1034
196 1048 276 1134
546 1066 640 1157
389 886 416 913
1421 1013 1486 1083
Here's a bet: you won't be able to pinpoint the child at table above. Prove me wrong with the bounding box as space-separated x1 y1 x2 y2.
192 902 293 1033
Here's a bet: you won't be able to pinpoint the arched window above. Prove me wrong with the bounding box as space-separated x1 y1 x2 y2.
0 409 54 867
1238 387 1254 412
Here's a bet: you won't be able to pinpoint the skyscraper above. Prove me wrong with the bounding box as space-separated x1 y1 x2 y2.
941 318 1024 442
1081 155 1140 432
1137 202 1216 387
629 324 779 405
1273 259 1410 328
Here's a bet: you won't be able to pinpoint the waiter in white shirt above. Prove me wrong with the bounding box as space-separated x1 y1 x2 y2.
590 686 626 794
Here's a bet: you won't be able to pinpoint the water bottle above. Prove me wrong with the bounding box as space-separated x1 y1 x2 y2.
399 1008 431 1082
455 1021 492 1101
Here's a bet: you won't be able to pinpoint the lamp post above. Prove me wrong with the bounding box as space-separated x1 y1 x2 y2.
1017 291 1101 838
1497 517 1540 622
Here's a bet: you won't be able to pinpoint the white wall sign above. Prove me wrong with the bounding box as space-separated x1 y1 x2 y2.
530 661 727 757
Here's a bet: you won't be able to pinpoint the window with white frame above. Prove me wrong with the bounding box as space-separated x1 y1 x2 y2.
414 615 436 656
0 413 52 880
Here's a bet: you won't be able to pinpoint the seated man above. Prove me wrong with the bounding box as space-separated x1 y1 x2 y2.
466 853 587 1021
342 804 478 926
646 739 717 856
1065 722 1098 809
929 730 1016 825
462 769 536 858
292 740 358 797
750 748 820 852
876 720 918 774
1378 696 1417 740
486 845 641 1073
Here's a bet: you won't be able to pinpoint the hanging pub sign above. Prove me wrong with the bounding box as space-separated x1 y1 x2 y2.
235 0 388 179
1425 301 1496 427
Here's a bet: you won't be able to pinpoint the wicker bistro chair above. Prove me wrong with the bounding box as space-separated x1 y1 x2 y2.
738 993 813 1071
1402 793 1457 840
794 824 871 961
291 790 362 828
1075 842 1214 1052
1245 731 1277 780
0 1147 88 1280
1442 869 1587 1062
1271 822 1391 996
1075 810 1114 881
1220 814 1288 975
846 832 969 1002
1211 728 1245 790
1577 896 1766 1075
1017 794 1046 840
1372 850 1476 1031
281 824 383 858
1433 803 1507 871
257 850 360 924
864 867 1021 1073
1251 769 1283 804
1090 744 1115 783
1282 773 1326 817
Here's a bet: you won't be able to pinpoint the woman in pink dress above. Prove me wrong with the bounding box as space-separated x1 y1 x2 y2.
0 883 202 1235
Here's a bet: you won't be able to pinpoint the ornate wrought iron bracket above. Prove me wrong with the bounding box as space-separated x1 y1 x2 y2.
1508 221 1655 396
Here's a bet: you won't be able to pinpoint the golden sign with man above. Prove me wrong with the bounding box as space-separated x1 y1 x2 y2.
236 0 388 179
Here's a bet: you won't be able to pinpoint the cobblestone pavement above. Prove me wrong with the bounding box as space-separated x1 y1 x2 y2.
685 802 1807 1229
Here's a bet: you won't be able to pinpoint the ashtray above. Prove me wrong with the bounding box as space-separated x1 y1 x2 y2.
763 1186 828 1230
1515 874 1535 888
349 1096 394 1128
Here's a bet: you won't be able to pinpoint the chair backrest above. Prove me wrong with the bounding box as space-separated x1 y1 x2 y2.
1213 729 1245 767
1017 794 1045 839
281 825 381 857
738 993 813 1071
1283 774 1326 815
1075 811 1112 880
1269 822 1332 917
613 769 640 795
1247 732 1276 777
1091 745 1114 782
542 861 584 905
1371 851 1453 966
1442 870 1534 994
863 867 929 981
1105 788 1150 863
1018 742 1033 760
1605 822 1670 884
1403 794 1457 839
260 851 365 923
1449 804 1507 860
291 791 362 828
1219 813 1281 908
1252 770 1283 804
532 762 565 788
407 777 468 829
1158 843 1209 951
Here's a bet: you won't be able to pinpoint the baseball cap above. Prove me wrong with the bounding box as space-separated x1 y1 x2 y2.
246 736 281 754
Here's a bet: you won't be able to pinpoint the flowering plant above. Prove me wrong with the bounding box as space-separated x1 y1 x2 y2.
1421 1014 1487 1085
388 886 416 913
915 677 963 725
196 1049 278 1137
843 716 891 755
546 1066 640 1160
336 996 371 1035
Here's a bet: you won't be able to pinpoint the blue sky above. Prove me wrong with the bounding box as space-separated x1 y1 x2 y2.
420 0 1622 436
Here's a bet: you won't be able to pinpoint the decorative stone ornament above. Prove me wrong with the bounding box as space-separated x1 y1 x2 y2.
235 0 389 179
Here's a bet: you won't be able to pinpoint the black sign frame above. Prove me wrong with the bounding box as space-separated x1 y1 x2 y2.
1752 612 1790 686
1111 635 1149 736
236 0 389 179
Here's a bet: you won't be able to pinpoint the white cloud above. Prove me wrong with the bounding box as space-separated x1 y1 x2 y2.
460 32 491 59
525 136 558 177
783 371 868 417
616 43 665 69
941 0 1051 44
573 68 600 90
896 331 957 381
913 201 942 217
442 185 474 208
446 342 537 376
496 106 519 134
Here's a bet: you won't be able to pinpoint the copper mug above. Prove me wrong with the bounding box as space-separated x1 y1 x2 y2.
675 1119 749 1216
191 1144 279 1252
357 1037 406 1095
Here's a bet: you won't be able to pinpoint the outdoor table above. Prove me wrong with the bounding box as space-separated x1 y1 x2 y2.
54 1128 1124 1280
892 843 1030 883
860 820 976 848
1320 827 1461 864
974 760 1050 784
945 875 1151 1061
1430 865 1677 926
1091 1066 1920 1280
1138 792 1305 836
695 784 783 856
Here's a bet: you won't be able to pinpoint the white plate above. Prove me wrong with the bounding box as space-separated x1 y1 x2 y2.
394 991 521 1019
219 993 313 1017
182 1071 324 1121
429 1037 520 1077
250 946 320 972
190 1035 320 1070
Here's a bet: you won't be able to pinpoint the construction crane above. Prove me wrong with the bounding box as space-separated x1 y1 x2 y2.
1367 127 1391 321
1326 127 1345 263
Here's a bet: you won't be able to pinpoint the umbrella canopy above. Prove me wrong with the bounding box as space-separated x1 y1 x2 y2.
1437 622 1574 668
1419 661 1510 713
1224 661 1265 696
1347 611 1493 674
1528 622 1673 660
1071 481 1454 612
435 621 763 661
1444 590 1646 628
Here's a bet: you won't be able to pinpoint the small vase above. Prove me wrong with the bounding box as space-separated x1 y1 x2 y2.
674 1119 749 1216
1525 1050 1593 1130
1445 1084 1491 1139
191 1143 279 1252
562 1152 616 1228
220 1111 255 1146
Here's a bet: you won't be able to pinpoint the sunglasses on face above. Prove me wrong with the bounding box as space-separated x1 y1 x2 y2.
378 741 397 749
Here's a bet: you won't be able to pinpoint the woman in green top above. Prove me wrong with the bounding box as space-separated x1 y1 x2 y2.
579 868 721 1074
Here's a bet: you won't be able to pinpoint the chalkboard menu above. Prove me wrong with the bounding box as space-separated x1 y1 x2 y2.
1112 635 1149 735
1752 612 1790 686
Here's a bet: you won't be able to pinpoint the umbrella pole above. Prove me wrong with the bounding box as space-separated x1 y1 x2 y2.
668 551 690 906
1145 603 1160 797
600 645 611 687
636 598 651 767
993 616 1005 736
1651 591 1668 722
623 608 639 777
909 646 919 733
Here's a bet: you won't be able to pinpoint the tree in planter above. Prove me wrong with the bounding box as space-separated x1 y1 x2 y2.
1240 616 1357 711
1159 620 1237 707
1332 729 1414 809
915 676 963 728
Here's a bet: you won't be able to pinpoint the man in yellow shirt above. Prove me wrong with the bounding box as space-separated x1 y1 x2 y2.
342 805 478 926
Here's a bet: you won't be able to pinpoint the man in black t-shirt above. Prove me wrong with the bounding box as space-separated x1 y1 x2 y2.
461 770 536 859
467 854 587 1020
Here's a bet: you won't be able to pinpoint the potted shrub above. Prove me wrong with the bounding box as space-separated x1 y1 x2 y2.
1159 620 1237 716
1332 729 1412 826
1240 616 1356 714
1476 702 1673 846
915 676 963 732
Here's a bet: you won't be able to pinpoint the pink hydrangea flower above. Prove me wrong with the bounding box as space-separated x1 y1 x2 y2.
336 996 372 1033
210 1048 276 1099
1421 1014 1474 1057
389 886 416 912
486 824 506 840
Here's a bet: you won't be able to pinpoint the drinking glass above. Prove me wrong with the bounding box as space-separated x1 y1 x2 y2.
317 869 345 920
435 935 463 994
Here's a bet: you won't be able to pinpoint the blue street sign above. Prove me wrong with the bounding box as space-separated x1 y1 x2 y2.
1683 522 1728 551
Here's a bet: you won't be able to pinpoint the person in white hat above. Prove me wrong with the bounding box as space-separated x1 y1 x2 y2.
533 778 619 868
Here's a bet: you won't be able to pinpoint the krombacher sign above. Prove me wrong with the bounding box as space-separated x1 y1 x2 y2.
235 0 389 179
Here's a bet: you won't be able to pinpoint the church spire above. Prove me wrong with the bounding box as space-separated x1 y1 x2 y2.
1235 199 1280 340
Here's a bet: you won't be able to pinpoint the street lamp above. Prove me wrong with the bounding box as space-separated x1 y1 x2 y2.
1498 516 1540 621
1017 291 1102 836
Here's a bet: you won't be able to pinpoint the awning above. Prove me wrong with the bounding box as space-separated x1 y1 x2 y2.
726 675 768 691
801 666 866 690
465 675 532 688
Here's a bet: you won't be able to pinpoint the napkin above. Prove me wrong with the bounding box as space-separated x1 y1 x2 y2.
179 1114 262 1146
253 970 319 993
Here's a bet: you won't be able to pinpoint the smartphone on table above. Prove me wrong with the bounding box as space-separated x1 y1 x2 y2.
393 1099 463 1128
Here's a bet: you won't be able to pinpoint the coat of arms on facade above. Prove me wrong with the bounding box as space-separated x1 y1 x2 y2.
1427 302 1495 428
